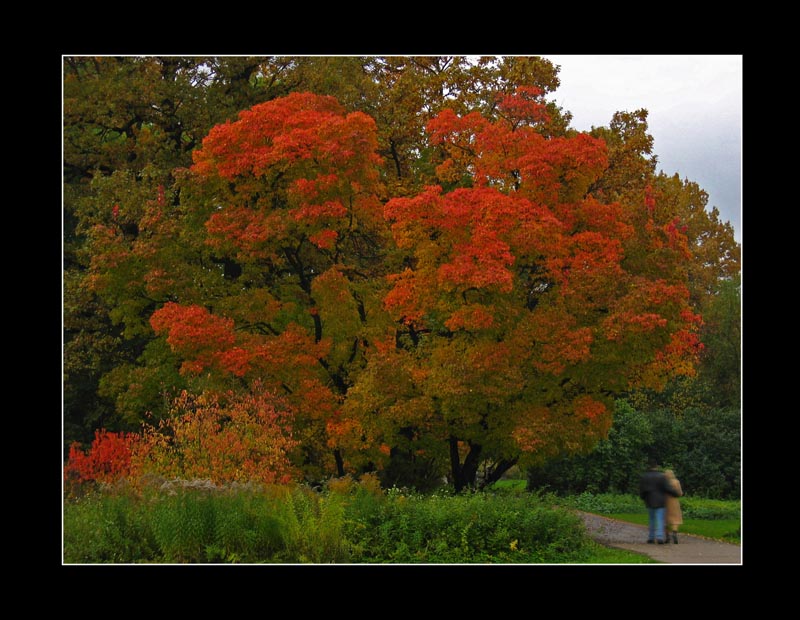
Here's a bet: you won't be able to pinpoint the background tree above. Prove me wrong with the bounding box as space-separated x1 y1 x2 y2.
64 56 303 449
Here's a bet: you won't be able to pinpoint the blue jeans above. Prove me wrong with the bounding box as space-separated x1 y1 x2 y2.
648 507 665 541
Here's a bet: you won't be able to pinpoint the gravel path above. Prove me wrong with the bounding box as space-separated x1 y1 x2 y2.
577 511 742 564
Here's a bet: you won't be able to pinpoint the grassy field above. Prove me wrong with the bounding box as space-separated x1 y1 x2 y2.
606 513 740 544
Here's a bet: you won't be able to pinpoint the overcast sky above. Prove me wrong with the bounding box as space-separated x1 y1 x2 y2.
544 55 742 242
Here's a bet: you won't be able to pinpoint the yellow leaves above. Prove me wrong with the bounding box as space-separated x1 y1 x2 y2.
215 288 284 326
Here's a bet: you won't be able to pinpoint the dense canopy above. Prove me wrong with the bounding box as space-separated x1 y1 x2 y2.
64 56 739 491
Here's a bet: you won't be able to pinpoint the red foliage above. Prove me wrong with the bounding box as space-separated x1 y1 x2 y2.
64 429 136 485
150 303 236 375
191 92 382 266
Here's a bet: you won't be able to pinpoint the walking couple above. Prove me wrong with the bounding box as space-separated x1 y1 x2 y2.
639 459 683 544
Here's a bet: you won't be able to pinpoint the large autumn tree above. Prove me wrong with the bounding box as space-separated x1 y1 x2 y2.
337 87 704 490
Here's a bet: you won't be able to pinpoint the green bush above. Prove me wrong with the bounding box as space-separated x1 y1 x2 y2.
559 492 646 515
63 491 160 563
680 496 740 520
64 482 595 563
151 490 217 561
274 486 351 563
344 488 591 563
527 400 740 499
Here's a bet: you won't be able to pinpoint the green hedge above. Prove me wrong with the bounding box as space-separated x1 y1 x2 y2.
63 482 592 564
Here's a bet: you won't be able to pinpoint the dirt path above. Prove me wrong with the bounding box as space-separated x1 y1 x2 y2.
577 511 741 564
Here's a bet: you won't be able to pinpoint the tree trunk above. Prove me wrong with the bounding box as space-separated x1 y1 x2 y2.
333 449 345 477
449 437 482 492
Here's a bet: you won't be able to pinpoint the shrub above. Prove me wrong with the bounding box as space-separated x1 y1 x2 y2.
560 492 646 515
680 496 741 520
64 429 136 493
134 386 298 486
63 491 159 563
64 481 595 563
150 489 218 562
343 489 591 563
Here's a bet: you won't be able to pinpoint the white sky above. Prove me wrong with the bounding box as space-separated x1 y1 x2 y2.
544 55 742 242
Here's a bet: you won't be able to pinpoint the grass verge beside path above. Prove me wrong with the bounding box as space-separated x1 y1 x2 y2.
606 513 741 544
579 540 657 563
552 492 741 544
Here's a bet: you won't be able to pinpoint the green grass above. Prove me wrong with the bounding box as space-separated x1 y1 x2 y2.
607 513 740 544
578 541 658 564
559 493 740 520
489 479 527 492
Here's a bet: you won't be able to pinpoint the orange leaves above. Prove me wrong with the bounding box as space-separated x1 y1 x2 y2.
288 173 340 203
426 90 608 200
308 229 339 250
217 347 252 377
292 201 348 222
528 306 594 375
133 385 298 485
600 277 690 342
444 305 495 332
383 185 444 248
191 92 380 186
439 231 514 293
497 86 548 126
573 395 607 421
191 92 382 270
149 303 234 347
384 268 427 326
384 186 553 304
149 302 331 385
192 93 343 180
205 206 285 259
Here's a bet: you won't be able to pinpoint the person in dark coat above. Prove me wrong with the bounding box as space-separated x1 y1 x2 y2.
639 459 678 544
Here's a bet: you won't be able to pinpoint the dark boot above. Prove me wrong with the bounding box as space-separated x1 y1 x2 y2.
672 532 678 544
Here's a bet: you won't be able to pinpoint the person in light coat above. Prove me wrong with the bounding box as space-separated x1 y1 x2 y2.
664 469 683 544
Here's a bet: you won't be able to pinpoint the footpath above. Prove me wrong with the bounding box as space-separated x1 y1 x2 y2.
577 512 741 564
